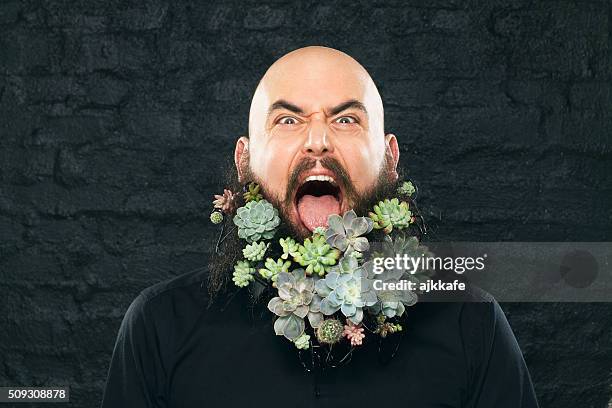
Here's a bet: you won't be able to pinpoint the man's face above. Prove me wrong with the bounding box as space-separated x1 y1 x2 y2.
236 48 399 237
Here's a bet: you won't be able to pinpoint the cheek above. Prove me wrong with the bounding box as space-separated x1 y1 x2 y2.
250 137 301 198
340 141 385 192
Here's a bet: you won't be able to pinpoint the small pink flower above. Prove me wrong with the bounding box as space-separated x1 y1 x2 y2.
343 321 365 346
213 189 237 214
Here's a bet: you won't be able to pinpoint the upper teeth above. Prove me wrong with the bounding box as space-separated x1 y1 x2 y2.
305 175 336 185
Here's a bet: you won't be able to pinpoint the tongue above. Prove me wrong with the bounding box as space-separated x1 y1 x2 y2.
297 194 341 231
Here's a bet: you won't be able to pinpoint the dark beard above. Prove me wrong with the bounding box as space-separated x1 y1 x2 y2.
206 156 403 299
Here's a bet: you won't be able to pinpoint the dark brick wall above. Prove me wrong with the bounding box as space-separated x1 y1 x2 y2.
1 1 610 407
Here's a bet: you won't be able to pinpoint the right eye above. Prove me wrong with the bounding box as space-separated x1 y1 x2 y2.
277 116 299 125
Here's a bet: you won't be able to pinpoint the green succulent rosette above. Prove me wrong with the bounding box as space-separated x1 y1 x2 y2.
242 241 268 262
243 182 263 202
258 257 291 282
233 199 281 243
294 334 311 350
294 234 341 276
397 181 416 197
279 237 300 260
232 260 255 288
374 315 403 338
368 198 412 234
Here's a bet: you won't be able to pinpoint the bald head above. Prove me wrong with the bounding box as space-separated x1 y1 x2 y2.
248 46 384 140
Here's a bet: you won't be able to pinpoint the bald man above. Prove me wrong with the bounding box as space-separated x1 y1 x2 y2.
101 47 539 408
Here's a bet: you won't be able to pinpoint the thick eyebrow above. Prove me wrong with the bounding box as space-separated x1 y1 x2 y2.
327 99 368 117
268 100 304 117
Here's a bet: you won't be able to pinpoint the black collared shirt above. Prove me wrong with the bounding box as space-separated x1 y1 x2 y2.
101 269 539 408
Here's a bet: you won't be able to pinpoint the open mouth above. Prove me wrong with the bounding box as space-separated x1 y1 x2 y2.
294 175 343 231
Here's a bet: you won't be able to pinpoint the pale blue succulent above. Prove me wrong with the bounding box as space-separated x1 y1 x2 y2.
315 265 377 324
331 254 360 274
325 210 373 257
372 233 434 286
233 199 280 243
369 278 417 318
267 269 323 340
366 233 433 317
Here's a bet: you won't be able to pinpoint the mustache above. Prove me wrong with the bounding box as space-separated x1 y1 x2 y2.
283 157 358 206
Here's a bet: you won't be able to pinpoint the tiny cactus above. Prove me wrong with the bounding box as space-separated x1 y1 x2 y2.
316 319 344 344
210 211 223 224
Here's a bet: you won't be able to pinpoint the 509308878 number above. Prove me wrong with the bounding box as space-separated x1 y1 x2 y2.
3 387 68 401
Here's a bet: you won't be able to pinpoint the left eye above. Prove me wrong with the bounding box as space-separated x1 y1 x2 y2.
335 116 357 124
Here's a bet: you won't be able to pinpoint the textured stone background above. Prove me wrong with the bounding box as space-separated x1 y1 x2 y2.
0 0 611 407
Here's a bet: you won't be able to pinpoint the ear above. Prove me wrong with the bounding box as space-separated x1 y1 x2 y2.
234 136 249 182
385 133 400 180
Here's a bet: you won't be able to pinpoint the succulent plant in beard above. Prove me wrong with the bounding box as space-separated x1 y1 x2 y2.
242 241 268 262
232 260 255 288
365 232 434 318
213 189 238 214
325 209 373 258
315 260 378 325
233 200 281 243
210 211 223 225
397 180 416 198
294 234 341 276
369 198 413 234
267 269 324 340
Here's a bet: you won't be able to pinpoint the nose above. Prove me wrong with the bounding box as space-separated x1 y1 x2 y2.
302 120 333 156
